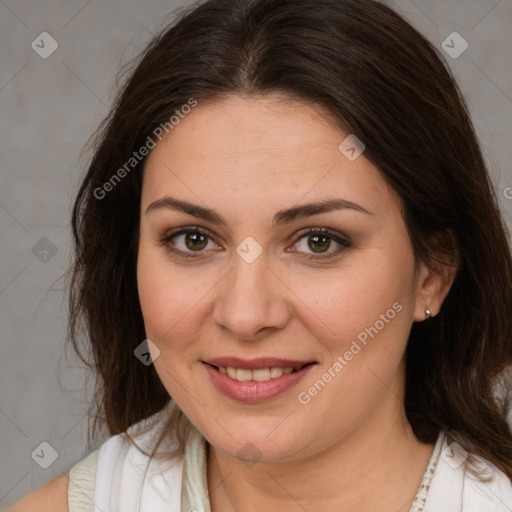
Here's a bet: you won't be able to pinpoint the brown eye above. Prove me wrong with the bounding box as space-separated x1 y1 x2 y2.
292 228 351 260
160 227 219 258
307 234 332 253
183 231 208 251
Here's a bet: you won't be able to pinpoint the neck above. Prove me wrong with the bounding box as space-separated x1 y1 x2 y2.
207 395 436 512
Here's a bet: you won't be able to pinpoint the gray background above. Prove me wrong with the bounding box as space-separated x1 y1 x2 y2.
0 0 511 506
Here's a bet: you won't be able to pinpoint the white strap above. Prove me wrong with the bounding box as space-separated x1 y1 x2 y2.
181 426 211 512
68 450 99 512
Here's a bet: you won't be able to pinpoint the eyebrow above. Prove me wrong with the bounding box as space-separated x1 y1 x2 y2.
145 195 373 228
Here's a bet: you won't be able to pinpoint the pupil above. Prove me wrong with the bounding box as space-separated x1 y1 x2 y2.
309 235 330 253
186 232 207 250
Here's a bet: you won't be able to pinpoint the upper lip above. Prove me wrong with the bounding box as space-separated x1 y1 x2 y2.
203 357 316 370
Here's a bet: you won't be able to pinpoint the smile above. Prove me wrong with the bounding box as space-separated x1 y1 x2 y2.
202 358 316 402
214 364 303 381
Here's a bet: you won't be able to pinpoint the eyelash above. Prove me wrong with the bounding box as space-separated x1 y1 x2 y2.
159 226 351 261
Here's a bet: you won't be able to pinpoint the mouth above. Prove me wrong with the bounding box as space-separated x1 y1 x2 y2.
203 362 314 382
201 357 317 402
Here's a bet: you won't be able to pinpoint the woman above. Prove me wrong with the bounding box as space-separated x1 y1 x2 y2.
11 0 512 510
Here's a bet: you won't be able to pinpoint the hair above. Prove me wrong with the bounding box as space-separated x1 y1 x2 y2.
69 0 512 480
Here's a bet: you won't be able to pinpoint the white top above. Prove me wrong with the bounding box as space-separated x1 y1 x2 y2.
68 406 512 511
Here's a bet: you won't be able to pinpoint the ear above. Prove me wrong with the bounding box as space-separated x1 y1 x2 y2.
413 229 459 322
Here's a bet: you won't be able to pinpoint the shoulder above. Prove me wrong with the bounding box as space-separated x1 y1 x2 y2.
9 407 183 512
424 432 512 511
93 407 186 510
8 472 69 512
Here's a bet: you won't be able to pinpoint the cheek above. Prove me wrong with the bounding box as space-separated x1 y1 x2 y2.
293 261 414 421
137 244 206 348
136 245 211 403
299 251 415 346
294 256 417 406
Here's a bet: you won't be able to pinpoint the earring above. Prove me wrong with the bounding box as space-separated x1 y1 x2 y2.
425 307 433 320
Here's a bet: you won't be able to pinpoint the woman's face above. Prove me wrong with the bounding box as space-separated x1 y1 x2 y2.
137 95 436 463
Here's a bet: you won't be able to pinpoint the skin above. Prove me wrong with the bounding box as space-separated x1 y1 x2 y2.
7 473 69 512
9 94 457 512
137 94 457 512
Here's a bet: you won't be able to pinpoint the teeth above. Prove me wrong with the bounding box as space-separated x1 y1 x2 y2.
270 367 283 379
236 369 252 381
253 368 270 381
217 366 298 381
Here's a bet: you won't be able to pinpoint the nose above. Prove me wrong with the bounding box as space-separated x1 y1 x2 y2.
212 252 290 340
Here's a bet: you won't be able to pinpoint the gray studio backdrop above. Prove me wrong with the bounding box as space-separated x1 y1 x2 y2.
1 0 511 506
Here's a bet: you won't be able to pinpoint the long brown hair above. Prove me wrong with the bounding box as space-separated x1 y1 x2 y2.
69 0 512 479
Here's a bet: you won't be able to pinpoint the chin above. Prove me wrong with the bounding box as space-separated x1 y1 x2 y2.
203 420 308 464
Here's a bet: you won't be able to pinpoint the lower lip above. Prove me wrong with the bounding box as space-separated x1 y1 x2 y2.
203 363 316 403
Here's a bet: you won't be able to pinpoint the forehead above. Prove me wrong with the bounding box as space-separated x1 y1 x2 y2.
141 95 398 219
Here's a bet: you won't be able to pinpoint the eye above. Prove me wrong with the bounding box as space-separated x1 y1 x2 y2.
290 228 351 260
160 226 220 258
159 226 351 261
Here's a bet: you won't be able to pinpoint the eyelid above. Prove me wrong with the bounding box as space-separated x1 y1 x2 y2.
291 226 350 244
162 225 213 240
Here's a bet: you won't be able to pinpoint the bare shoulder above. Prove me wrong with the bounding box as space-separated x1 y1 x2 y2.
7 472 69 512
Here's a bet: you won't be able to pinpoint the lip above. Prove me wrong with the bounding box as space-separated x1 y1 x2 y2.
203 356 314 370
202 360 317 403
